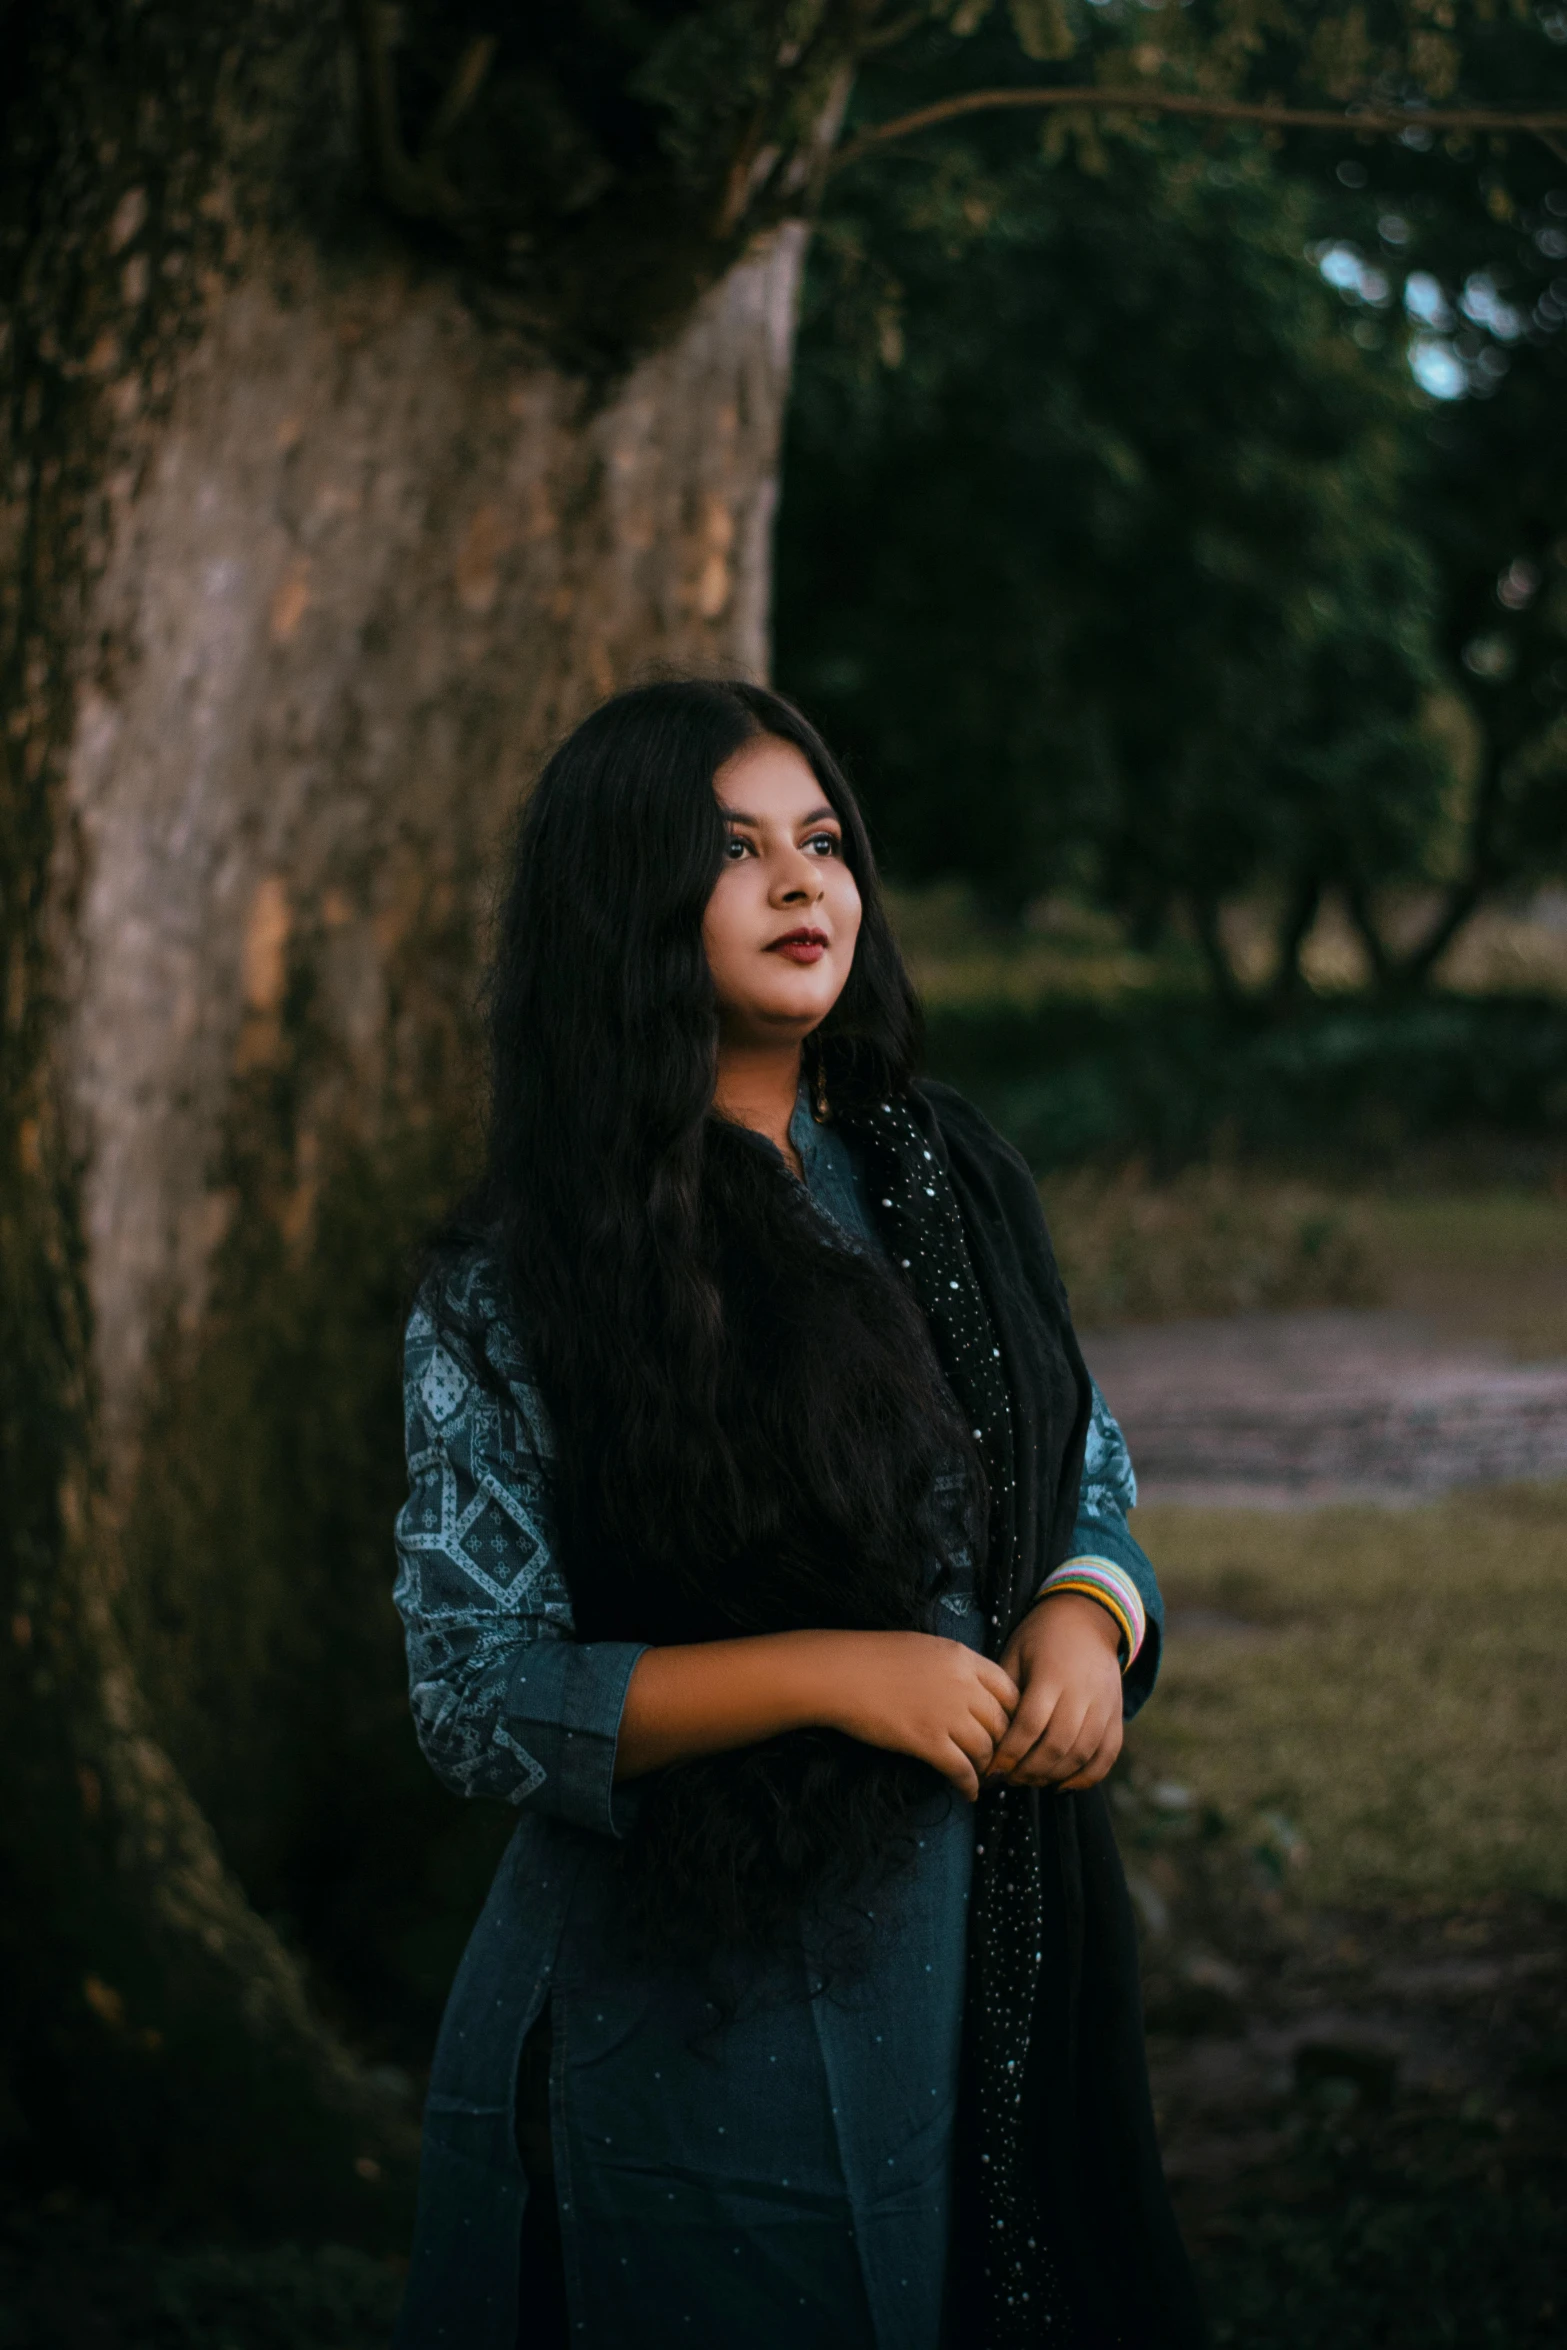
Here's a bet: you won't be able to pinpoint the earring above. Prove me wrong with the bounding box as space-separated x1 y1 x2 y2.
811 1049 831 1124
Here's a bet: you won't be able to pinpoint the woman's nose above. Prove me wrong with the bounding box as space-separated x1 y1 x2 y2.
772 851 822 904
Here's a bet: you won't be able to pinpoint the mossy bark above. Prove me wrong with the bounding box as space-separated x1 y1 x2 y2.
1 0 805 2221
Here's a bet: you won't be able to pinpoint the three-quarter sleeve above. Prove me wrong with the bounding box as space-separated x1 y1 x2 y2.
392 1261 646 1836
1036 1382 1164 1720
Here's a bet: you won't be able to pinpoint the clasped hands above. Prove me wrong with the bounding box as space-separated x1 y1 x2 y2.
985 1592 1125 1796
830 1592 1126 1805
615 1593 1126 1796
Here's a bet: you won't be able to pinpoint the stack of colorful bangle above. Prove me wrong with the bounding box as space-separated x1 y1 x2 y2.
1036 1556 1146 1669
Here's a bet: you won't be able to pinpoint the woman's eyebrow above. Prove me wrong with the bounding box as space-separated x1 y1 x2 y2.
716 804 839 829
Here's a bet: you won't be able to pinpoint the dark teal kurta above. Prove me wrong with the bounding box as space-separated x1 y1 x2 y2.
391 1100 1160 2348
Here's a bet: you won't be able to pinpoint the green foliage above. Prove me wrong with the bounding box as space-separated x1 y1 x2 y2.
345 0 892 362
777 6 1567 986
779 109 1446 953
923 991 1567 1169
1287 83 1567 978
1040 1162 1371 1325
334 0 1547 366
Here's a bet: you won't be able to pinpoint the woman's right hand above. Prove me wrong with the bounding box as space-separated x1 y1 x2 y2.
812 1630 1020 1801
617 1626 1018 1790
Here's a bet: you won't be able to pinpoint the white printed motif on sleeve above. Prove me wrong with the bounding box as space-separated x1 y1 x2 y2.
1078 1382 1137 1521
393 1260 576 1805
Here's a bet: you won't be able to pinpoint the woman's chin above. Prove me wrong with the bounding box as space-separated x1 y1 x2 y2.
756 992 840 1038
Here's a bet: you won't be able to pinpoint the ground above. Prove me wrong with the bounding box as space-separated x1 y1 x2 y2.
1122 1491 1567 2347
1129 1492 1567 1910
3 1184 1564 2345
1102 1172 1567 2348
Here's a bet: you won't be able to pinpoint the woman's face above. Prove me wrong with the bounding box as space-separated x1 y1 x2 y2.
703 734 863 1051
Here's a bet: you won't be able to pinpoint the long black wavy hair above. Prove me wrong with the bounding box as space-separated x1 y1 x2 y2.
468 679 974 1955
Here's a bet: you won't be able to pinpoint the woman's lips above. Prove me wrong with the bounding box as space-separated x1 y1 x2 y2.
768 928 829 965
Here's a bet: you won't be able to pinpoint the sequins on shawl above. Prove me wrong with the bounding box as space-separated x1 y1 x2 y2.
843 1097 1077 2348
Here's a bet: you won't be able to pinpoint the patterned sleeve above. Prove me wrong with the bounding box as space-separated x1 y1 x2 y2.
1036 1382 1164 1720
392 1256 646 1834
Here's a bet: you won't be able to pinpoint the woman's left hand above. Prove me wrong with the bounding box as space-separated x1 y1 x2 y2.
983 1594 1124 1790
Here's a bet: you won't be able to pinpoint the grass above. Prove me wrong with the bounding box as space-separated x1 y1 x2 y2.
1201 2183 1566 2350
1034 1158 1567 1338
1043 1161 1373 1327
888 882 1197 1008
0 2215 405 2349
1361 1188 1567 1359
1126 1486 1567 1908
1071 1170 1567 2341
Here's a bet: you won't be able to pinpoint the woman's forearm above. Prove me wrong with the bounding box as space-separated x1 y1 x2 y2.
613 1626 1021 1799
615 1630 845 1780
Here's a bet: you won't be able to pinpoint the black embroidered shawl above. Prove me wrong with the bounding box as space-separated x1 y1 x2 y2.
840 1081 1207 2350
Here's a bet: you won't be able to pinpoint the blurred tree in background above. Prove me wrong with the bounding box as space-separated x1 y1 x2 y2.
3 0 1565 2250
778 2 1567 997
779 110 1445 995
1301 96 1567 985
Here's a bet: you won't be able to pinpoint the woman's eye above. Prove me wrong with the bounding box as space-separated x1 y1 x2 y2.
723 835 753 861
805 831 840 857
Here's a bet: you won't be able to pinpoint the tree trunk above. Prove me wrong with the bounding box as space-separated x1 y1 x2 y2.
2 5 806 2221
1269 875 1324 1006
1189 894 1242 1008
66 222 803 1495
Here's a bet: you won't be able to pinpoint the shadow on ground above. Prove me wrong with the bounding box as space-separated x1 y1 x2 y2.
1122 1775 1567 2348
0 2223 405 2349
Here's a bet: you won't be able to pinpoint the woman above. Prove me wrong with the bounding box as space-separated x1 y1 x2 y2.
392 681 1204 2350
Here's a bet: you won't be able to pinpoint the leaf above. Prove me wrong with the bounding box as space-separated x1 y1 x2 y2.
950 0 996 37
1007 0 1076 64
1310 5 1374 103
1040 105 1107 173
1409 28 1460 102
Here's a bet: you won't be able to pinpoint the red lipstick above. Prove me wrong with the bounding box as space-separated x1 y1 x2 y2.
767 926 829 964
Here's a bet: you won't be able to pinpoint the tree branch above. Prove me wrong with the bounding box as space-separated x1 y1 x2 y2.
858 6 935 54
425 33 497 149
1342 881 1396 990
1270 874 1324 1005
1190 896 1242 1007
717 100 778 236
1386 744 1510 990
831 86 1567 175
351 4 497 226
1394 873 1489 988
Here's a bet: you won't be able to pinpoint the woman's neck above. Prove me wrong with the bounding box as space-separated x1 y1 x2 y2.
713 1039 805 1175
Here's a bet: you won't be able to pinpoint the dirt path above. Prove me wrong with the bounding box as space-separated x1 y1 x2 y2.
1083 1308 1567 1504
